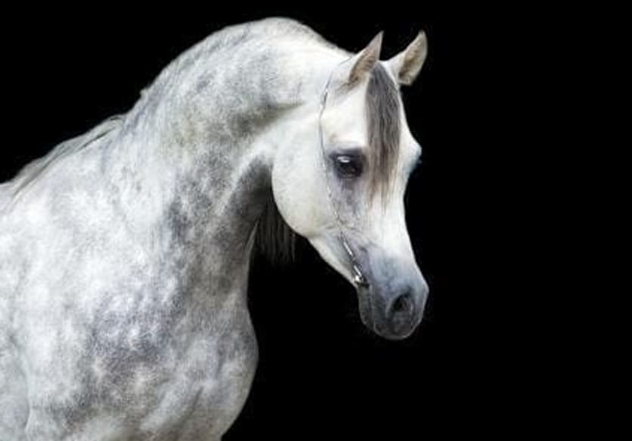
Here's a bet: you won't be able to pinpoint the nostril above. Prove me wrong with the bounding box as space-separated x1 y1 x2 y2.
387 291 415 335
392 292 414 316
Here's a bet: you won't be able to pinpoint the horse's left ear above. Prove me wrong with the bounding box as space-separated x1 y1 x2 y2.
387 31 428 86
347 32 383 85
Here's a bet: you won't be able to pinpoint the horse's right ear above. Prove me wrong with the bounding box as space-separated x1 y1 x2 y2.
346 32 383 86
386 31 428 86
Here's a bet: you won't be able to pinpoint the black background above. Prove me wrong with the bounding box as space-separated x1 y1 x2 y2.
0 3 560 439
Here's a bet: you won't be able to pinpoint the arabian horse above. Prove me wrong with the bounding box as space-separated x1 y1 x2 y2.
0 18 429 440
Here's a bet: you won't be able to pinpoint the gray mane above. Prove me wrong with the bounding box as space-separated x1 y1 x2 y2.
256 195 296 263
366 63 402 198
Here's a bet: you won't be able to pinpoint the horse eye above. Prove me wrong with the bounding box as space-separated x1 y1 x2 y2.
333 155 363 178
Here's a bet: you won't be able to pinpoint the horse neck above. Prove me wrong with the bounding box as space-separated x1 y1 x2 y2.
105 40 338 294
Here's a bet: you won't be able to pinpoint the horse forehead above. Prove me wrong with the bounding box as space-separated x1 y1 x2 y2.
322 88 370 143
321 78 417 160
322 114 367 145
322 101 420 161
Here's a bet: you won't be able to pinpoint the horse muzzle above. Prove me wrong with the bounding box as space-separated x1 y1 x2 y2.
356 261 428 340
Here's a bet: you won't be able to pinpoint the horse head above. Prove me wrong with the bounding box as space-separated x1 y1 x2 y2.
271 32 429 340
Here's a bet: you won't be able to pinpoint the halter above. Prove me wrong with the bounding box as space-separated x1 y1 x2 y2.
318 61 369 289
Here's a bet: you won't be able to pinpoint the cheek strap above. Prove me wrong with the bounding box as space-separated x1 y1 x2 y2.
317 60 369 288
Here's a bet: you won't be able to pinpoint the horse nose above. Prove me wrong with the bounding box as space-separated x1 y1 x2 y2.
386 281 428 337
387 290 415 334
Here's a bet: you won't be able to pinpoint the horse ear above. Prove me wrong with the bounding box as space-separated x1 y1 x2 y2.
347 32 383 85
387 31 428 86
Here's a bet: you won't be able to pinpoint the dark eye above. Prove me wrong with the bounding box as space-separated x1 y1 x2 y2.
333 154 363 178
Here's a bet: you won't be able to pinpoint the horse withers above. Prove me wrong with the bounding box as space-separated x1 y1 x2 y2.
0 18 428 441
